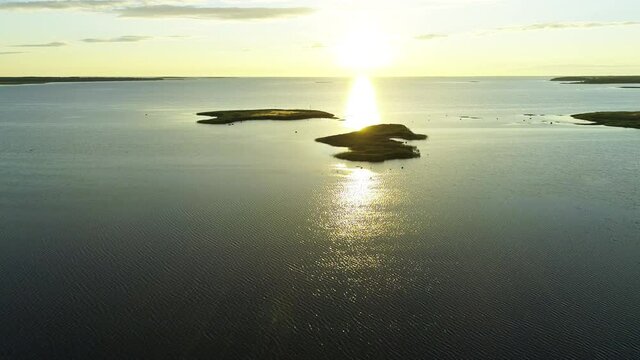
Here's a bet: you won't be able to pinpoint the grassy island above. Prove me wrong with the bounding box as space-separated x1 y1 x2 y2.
551 76 640 84
572 111 640 129
0 77 168 85
316 124 427 162
196 109 336 124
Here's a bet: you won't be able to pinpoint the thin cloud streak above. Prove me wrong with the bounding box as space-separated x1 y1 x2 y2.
0 1 314 22
0 51 26 55
116 5 315 20
415 33 447 40
415 21 640 42
82 35 151 43
491 21 640 33
13 41 67 47
0 0 122 10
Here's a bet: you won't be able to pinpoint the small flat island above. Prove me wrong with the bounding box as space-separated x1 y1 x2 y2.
197 109 336 124
316 124 427 162
0 77 168 85
572 112 640 129
551 76 640 84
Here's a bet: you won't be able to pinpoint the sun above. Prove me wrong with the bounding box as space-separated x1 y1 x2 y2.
334 25 393 71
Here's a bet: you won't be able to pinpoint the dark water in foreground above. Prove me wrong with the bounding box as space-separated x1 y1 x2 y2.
0 78 639 359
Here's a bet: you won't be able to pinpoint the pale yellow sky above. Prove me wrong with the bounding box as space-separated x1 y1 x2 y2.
1 0 639 76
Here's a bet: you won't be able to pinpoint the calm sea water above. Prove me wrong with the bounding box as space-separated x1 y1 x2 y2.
0 78 639 359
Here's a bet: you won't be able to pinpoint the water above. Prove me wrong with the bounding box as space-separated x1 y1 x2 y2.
0 78 639 359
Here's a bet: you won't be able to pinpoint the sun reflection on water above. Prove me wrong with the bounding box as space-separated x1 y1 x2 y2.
344 76 381 130
330 163 381 239
305 164 413 301
336 163 376 210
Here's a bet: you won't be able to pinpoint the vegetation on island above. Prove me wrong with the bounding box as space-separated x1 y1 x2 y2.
0 77 168 85
197 109 336 124
572 111 640 129
316 124 427 162
551 76 640 84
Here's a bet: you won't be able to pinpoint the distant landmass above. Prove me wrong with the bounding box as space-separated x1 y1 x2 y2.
551 76 640 84
316 124 427 162
0 77 170 85
572 111 640 129
196 109 336 124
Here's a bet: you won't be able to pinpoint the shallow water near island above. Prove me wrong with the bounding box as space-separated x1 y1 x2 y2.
1 77 639 358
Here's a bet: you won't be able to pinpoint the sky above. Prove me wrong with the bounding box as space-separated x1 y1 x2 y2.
1 0 639 76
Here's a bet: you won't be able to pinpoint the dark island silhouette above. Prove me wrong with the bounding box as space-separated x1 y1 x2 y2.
316 124 427 162
551 76 640 84
0 77 169 85
572 111 640 129
197 109 336 124
195 110 427 161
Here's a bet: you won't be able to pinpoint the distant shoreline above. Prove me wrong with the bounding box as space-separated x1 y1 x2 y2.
3 76 640 86
551 76 640 84
572 111 640 129
0 77 176 85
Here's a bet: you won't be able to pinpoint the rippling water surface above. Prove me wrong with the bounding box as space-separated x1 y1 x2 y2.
1 78 639 358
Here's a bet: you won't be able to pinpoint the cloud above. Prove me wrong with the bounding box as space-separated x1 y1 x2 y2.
310 42 325 49
81 35 151 43
415 33 447 41
0 51 25 55
415 21 640 41
13 41 67 47
491 21 640 33
0 1 315 21
0 0 122 10
116 5 315 20
524 63 640 70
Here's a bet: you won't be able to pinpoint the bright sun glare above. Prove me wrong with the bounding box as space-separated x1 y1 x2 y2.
334 25 393 71
344 76 381 130
335 21 389 129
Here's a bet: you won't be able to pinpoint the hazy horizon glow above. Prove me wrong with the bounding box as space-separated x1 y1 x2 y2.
1 0 640 76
